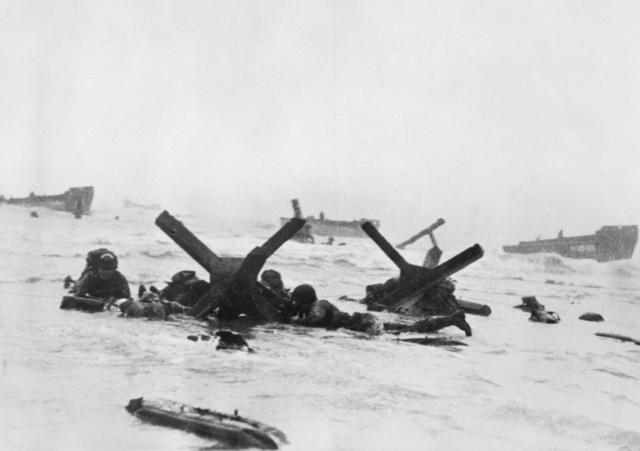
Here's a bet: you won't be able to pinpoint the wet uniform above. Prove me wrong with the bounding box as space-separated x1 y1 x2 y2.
364 277 459 316
295 300 384 335
75 271 131 300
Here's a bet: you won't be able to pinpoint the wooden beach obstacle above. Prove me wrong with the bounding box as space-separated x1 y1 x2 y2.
361 221 484 315
288 199 315 244
396 218 446 268
155 211 306 321
394 219 491 316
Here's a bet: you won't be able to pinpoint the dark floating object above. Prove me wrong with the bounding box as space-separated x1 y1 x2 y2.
126 397 287 449
215 331 253 352
529 309 560 324
515 296 559 324
280 198 380 238
1 186 94 218
187 331 253 352
458 299 492 317
580 312 604 322
60 295 108 313
514 296 545 312
503 225 638 262
595 333 640 345
400 337 468 347
30 211 39 218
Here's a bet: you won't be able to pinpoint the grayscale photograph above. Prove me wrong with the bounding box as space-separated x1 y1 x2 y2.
1 1 639 450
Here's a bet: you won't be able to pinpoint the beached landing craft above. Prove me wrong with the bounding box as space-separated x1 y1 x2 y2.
503 226 638 262
0 186 94 218
126 397 287 449
280 199 380 238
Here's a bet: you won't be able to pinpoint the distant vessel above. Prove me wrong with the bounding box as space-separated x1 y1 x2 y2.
0 186 94 218
123 198 161 210
503 226 638 262
279 199 380 238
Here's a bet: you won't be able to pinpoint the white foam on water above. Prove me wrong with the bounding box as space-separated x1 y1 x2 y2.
1 204 639 450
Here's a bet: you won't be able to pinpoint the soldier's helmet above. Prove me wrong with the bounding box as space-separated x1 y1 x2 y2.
98 252 118 270
291 284 317 306
261 269 282 281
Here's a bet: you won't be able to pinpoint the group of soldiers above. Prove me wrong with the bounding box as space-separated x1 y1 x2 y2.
68 248 473 338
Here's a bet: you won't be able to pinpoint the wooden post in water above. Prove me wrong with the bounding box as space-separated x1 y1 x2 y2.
396 219 446 268
292 199 303 219
396 219 445 250
155 211 305 320
289 199 315 244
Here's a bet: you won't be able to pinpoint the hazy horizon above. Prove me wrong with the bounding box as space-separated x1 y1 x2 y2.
2 0 639 249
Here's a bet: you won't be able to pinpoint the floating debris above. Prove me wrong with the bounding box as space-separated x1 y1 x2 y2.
595 333 640 345
400 337 468 347
580 312 604 322
187 331 254 352
126 397 287 449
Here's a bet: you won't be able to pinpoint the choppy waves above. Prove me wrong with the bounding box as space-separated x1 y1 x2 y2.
2 204 640 451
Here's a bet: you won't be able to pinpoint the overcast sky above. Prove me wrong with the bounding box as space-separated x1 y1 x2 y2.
1 0 639 248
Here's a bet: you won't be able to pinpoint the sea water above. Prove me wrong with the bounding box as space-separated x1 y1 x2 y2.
1 204 639 451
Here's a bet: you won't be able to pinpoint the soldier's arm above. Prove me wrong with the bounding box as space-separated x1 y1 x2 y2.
294 302 328 327
75 273 91 297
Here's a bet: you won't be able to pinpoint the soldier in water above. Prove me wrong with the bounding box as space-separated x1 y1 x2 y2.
75 250 131 303
289 284 472 337
259 269 290 299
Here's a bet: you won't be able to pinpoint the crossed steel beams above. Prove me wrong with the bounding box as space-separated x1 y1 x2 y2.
360 222 484 312
155 211 483 322
155 211 304 320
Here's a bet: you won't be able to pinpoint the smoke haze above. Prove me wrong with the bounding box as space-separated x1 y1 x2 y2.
2 0 639 249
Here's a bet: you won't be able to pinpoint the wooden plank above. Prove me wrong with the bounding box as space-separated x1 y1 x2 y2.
396 219 445 249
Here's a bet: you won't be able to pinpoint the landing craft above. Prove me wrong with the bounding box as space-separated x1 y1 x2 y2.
0 186 94 218
503 225 638 262
280 198 380 238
